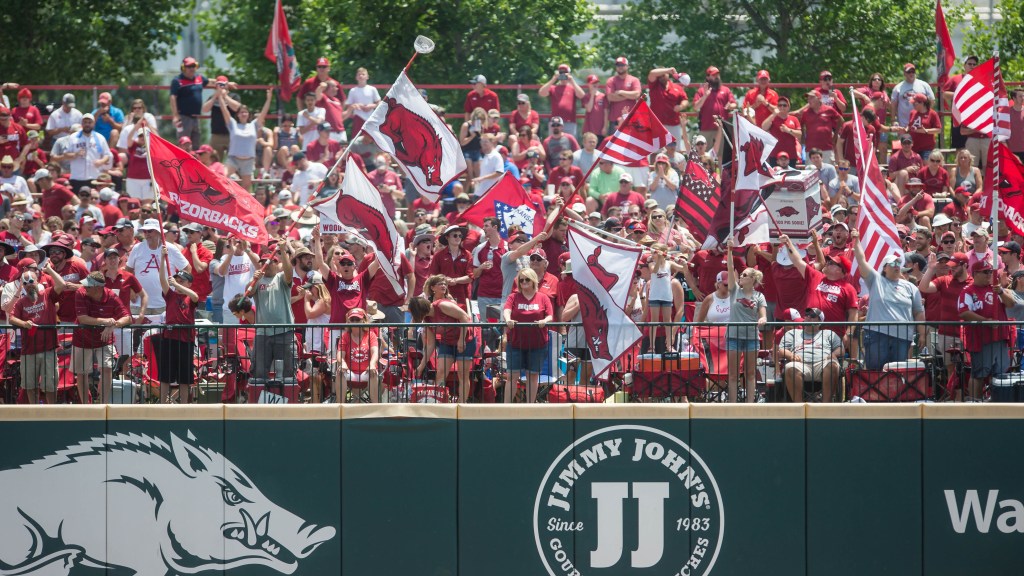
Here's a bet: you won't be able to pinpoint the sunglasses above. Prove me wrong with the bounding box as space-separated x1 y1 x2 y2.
449 233 463 238
530 255 544 261
930 159 941 163
68 227 80 231
317 65 329 69
339 261 355 266
651 214 665 220
518 102 528 106
167 229 179 234
838 167 849 171
267 220 279 226
632 230 644 235
519 278 533 283
559 183 572 187
132 106 143 110
976 269 993 275
610 227 623 232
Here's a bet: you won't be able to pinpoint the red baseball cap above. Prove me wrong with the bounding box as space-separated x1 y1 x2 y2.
820 70 833 79
182 56 198 66
904 63 917 73
778 308 804 322
949 252 970 266
756 70 770 81
825 254 851 274
586 74 599 85
216 75 229 84
559 177 574 186
558 64 570 73
16 258 37 270
971 259 994 273
317 57 330 67
178 136 192 146
529 247 547 259
558 252 571 264
337 249 355 263
706 66 720 76
0 106 9 116
17 88 31 100
912 93 928 104
615 56 629 66
98 92 111 104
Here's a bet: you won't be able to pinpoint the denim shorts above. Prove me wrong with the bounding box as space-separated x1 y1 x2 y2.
725 338 759 352
437 338 477 360
463 149 482 162
649 300 673 308
507 346 546 374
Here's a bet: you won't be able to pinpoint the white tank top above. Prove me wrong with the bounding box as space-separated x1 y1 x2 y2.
648 263 674 302
705 293 731 323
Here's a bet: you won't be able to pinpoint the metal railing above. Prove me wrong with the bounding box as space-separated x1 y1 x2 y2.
1 320 1020 405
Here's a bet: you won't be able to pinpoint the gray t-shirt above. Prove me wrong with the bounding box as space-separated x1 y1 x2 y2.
863 268 923 340
726 285 766 340
254 272 294 335
500 252 528 302
780 328 843 365
1005 291 1024 320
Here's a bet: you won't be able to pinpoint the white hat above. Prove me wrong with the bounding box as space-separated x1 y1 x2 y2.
571 202 586 213
99 188 117 203
81 113 95 122
619 173 633 183
880 253 904 268
693 134 708 145
31 169 51 182
931 213 953 228
278 190 292 200
140 218 162 232
588 211 602 220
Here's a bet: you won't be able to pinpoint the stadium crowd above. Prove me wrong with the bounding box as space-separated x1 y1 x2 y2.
1 53 1024 405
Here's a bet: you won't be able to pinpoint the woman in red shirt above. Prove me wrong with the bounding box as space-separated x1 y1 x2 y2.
337 308 380 403
428 225 473 304
907 95 941 160
416 275 474 401
503 268 554 403
917 151 952 198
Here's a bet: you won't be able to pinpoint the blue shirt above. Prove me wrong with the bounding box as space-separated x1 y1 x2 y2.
503 159 521 180
91 105 124 140
170 74 209 116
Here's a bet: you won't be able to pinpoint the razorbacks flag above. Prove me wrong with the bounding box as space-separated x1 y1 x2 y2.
362 72 466 202
674 151 722 243
936 0 956 86
264 0 301 102
313 157 406 293
851 93 901 269
454 172 545 238
703 186 773 248
147 132 269 245
598 100 675 165
735 115 778 191
566 223 644 378
953 55 1011 139
981 143 1024 236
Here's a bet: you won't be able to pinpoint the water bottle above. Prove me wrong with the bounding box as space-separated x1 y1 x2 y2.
205 296 213 312
209 330 218 363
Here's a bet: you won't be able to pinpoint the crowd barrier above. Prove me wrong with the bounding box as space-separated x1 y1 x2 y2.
3 320 1021 405
0 403 1021 576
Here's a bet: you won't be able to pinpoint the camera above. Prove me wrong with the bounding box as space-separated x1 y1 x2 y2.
559 73 568 81
218 82 226 88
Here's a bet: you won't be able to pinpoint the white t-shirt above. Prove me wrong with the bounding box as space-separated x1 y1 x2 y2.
216 254 255 311
476 150 505 196
346 85 381 120
890 79 935 126
65 130 111 181
116 113 158 151
125 242 189 309
45 107 84 134
227 118 259 158
291 163 329 205
297 107 326 148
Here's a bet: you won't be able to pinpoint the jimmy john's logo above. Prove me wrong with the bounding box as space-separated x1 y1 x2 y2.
534 425 724 576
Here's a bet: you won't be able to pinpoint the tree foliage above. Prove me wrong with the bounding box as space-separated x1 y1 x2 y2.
200 0 596 111
598 0 973 85
0 0 191 84
963 0 1024 78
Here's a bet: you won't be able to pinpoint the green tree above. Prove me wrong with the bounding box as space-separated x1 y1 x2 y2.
0 0 191 85
598 0 973 86
199 0 596 112
963 0 1024 78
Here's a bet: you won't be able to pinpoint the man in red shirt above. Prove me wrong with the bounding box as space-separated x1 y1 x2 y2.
97 189 123 226
12 88 43 132
581 75 608 139
742 70 779 128
648 66 689 143
888 134 924 198
693 66 737 143
74 271 131 403
800 253 859 337
601 173 646 217
32 169 76 220
763 97 801 163
684 245 744 299
896 178 935 227
360 250 415 323
539 65 585 137
0 106 28 162
836 108 878 167
9 261 66 404
548 153 584 188
813 70 847 113
367 153 405 219
411 229 435 297
471 217 508 318
305 123 342 167
958 259 1010 399
606 57 642 134
181 223 213 305
46 234 91 323
540 219 569 276
101 247 145 358
798 91 841 163
298 57 338 102
919 251 971 365
465 75 500 120
942 55 979 150
429 225 474 304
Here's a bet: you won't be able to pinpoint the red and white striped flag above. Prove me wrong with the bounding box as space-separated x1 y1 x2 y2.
598 100 675 165
953 55 1011 139
566 223 644 378
852 92 902 270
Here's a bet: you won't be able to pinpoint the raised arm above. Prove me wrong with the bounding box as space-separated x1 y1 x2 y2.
257 89 273 127
850 228 874 279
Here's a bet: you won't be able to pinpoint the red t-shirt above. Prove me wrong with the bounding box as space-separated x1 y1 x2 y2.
73 288 129 348
509 109 540 134
693 86 736 131
689 250 743 297
305 139 342 167
581 92 608 135
548 165 585 189
12 105 43 129
325 270 367 323
414 255 431 297
104 271 142 312
549 84 579 122
908 109 941 153
365 254 413 306
316 94 346 133
40 184 75 220
916 166 949 195
297 75 339 103
805 267 858 335
464 89 500 114
541 237 568 276
11 288 59 354
184 243 213 305
605 74 642 128
888 151 924 176
771 262 810 312
814 86 847 113
429 248 473 303
899 189 936 217
742 88 779 127
429 298 464 345
958 284 1009 352
503 290 553 349
555 275 577 310
126 142 151 180
513 271 559 309
163 288 197 341
339 328 379 372
839 120 876 164
367 168 403 219
943 201 969 222
601 190 646 216
0 122 28 160
801 106 841 151
933 274 972 337
649 81 688 127
473 240 508 299
411 196 439 213
55 258 91 323
99 203 123 227
767 115 801 160
290 278 308 325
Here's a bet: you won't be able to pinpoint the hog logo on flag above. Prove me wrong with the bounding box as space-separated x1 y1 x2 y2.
567 224 644 377
363 72 466 202
735 115 779 190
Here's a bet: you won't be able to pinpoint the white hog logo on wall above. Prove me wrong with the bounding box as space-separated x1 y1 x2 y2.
0 432 336 576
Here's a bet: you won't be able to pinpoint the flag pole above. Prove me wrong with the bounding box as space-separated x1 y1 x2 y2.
142 127 172 272
991 50 1001 268
729 111 738 242
849 87 868 234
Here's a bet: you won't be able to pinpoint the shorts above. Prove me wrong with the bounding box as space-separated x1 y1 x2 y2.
649 299 673 308
125 178 152 200
72 344 117 375
225 155 256 176
726 338 759 352
21 350 58 392
437 338 477 360
507 346 547 374
463 149 482 162
787 359 839 382
344 370 371 384
154 335 196 385
971 341 1010 379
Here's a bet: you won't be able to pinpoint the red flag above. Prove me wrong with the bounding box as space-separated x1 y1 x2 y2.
598 101 675 165
674 152 722 243
953 56 1011 138
852 93 901 270
264 0 302 101
936 0 956 86
363 72 467 202
313 157 406 293
148 132 269 245
982 142 1024 234
566 223 644 378
455 173 545 238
